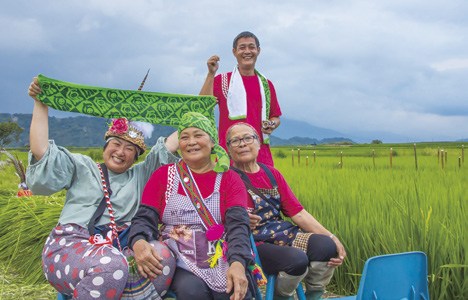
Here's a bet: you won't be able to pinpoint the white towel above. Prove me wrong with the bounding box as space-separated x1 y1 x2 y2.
226 66 248 120
226 66 270 143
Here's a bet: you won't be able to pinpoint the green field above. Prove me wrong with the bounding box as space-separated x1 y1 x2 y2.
272 142 467 299
0 142 466 299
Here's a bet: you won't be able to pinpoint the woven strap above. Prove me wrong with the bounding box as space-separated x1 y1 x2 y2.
88 163 112 235
90 162 122 251
176 160 218 229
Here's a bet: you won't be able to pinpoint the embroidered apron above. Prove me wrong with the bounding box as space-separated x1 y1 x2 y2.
161 164 229 292
250 186 304 247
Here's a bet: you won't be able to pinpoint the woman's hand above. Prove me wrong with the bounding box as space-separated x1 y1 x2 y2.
28 76 50 161
328 236 346 268
28 77 41 101
248 213 262 230
133 239 164 279
226 261 248 300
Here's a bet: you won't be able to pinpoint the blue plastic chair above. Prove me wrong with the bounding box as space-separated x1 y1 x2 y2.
265 273 306 300
251 235 306 300
162 290 177 299
57 293 70 300
338 251 430 300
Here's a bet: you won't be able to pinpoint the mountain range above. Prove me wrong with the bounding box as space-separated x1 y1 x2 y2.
1 113 454 147
272 118 416 144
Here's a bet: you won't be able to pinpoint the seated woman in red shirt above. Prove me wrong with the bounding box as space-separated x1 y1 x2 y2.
226 123 346 300
128 112 254 300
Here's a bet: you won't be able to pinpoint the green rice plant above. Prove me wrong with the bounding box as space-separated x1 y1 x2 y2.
0 189 64 285
0 143 466 298
87 148 103 161
0 264 56 300
273 143 467 299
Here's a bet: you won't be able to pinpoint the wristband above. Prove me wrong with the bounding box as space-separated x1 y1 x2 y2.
329 234 335 239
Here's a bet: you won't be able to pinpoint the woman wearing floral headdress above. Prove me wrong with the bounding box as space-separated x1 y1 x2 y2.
129 112 254 300
26 77 179 299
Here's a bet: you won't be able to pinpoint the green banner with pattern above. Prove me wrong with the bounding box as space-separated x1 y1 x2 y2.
36 74 217 127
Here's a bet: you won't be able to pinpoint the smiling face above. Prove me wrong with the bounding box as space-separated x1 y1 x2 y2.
103 138 138 174
232 37 260 70
227 124 260 164
179 127 214 167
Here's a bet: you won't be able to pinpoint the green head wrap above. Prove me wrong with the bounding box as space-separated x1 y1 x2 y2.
178 112 229 173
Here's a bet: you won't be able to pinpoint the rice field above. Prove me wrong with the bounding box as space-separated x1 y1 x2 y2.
0 142 466 299
272 143 467 299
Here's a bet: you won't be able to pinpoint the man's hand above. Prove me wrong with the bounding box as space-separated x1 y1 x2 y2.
200 55 219 97
261 117 280 135
226 261 248 300
248 213 262 230
133 239 164 279
207 55 220 75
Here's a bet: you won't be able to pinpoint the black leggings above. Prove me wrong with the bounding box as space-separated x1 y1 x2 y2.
170 267 253 300
256 234 337 276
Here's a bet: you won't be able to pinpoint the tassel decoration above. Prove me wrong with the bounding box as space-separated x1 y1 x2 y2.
249 264 267 287
222 240 228 262
205 240 225 268
206 224 225 241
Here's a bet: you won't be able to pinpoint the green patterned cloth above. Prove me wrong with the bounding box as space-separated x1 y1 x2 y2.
256 69 272 144
178 112 229 173
36 74 217 127
255 69 271 125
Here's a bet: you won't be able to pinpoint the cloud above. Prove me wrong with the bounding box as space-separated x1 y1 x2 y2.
0 15 52 52
1 0 467 142
431 59 468 71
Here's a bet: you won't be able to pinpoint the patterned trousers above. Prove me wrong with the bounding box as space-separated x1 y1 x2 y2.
42 224 175 299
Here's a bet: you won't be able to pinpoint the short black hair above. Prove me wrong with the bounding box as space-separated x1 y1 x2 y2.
233 31 260 49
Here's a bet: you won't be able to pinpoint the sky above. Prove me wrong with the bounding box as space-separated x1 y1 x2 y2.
1 0 467 142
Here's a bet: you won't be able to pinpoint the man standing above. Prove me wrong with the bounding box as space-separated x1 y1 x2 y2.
200 31 281 166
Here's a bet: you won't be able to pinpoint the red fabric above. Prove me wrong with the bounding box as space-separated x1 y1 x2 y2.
243 165 303 218
214 73 282 166
142 164 248 223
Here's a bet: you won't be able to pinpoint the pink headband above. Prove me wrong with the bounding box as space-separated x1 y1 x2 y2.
226 122 260 146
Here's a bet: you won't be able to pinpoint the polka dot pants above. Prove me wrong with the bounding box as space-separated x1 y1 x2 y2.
42 224 129 299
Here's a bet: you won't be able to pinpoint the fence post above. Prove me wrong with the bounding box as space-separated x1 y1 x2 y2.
414 143 418 170
291 149 294 167
445 150 448 164
340 151 343 168
314 151 316 163
390 148 393 169
372 149 375 167
306 156 309 167
441 150 445 170
459 156 461 169
298 149 301 165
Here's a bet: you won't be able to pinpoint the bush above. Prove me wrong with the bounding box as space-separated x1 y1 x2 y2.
275 149 287 158
371 139 383 144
